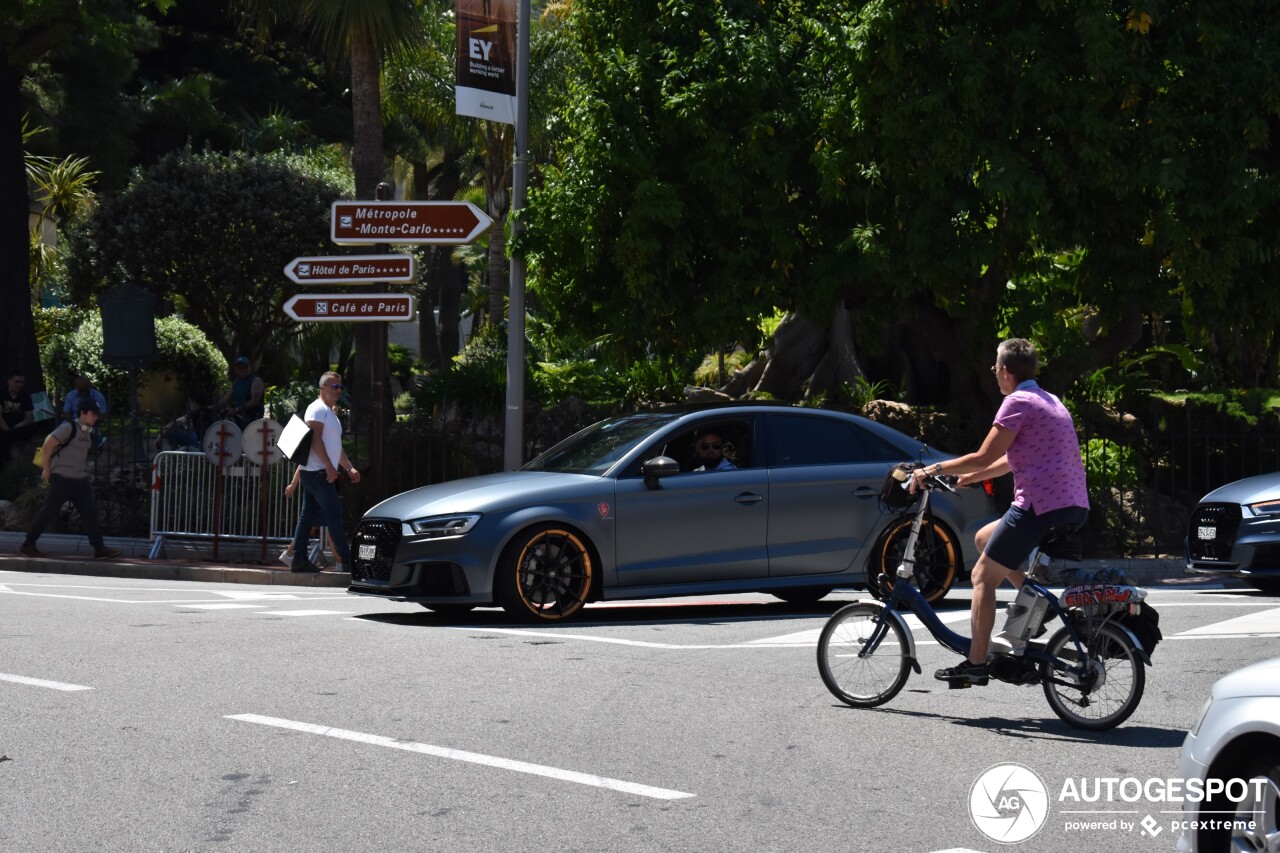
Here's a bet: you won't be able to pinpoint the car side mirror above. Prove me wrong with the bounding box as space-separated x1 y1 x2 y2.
641 455 680 489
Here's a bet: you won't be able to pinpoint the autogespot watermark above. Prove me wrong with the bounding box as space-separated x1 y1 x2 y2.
969 763 1051 844
967 765 1264 844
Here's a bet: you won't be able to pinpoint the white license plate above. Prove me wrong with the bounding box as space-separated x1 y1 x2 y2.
358 544 377 561
1197 526 1217 541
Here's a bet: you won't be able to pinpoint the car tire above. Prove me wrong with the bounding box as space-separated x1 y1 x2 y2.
1198 744 1280 853
1248 578 1280 595
868 515 961 605
772 587 834 605
495 524 595 623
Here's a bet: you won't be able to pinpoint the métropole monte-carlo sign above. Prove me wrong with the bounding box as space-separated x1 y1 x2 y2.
329 201 493 246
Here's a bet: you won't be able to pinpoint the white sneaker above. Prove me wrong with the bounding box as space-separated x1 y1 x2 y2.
332 561 344 573
278 549 292 566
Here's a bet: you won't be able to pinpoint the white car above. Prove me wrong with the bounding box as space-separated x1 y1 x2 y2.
1176 656 1280 853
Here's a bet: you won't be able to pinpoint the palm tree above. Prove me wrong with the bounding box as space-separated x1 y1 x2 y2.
231 0 421 198
232 0 423 494
25 119 100 306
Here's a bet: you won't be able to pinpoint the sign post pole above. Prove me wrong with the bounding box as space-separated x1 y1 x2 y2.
504 0 531 471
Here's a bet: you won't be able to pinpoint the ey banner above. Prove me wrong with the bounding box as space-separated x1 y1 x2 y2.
455 0 516 125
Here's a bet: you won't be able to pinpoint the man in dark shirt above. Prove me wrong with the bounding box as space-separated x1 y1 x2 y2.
1 370 36 464
20 398 121 561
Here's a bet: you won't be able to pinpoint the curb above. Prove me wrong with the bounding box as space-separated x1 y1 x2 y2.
0 553 349 587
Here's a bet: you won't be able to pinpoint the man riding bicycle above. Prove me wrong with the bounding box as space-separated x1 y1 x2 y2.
910 338 1089 686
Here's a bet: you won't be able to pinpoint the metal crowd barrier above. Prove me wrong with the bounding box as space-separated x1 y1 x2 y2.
148 450 309 560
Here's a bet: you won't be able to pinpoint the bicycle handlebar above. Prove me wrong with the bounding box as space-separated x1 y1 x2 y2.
915 468 959 494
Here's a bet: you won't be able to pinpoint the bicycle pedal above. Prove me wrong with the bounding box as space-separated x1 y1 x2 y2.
947 679 973 689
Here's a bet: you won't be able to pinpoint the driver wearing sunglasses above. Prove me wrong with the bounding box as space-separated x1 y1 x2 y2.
692 431 736 472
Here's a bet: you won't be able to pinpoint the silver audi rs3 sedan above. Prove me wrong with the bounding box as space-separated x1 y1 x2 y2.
348 405 998 621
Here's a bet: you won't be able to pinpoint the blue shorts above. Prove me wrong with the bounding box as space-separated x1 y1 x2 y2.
984 504 1089 570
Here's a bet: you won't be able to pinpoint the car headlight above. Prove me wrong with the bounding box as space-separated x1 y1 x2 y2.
408 514 481 539
1190 696 1213 738
1247 499 1280 515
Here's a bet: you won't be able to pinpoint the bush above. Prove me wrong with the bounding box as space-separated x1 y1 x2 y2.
40 314 226 414
692 350 753 387
264 376 325 423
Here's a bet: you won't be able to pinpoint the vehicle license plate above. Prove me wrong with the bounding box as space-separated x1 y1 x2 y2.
1197 526 1216 540
358 543 377 561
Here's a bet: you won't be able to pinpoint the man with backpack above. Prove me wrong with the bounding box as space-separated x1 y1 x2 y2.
19 398 121 561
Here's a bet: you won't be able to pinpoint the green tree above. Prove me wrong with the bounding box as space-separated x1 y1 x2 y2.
380 0 484 366
63 148 353 375
800 1 1176 417
1 0 168 390
520 0 820 368
25 119 100 305
1141 2 1280 388
41 312 227 413
231 0 422 425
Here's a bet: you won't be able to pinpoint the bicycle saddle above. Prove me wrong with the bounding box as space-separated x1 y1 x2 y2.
1039 525 1084 561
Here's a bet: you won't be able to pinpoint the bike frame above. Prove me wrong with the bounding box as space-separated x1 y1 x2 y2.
865 480 1092 685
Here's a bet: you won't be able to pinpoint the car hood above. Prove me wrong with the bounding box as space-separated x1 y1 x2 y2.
365 471 604 520
1212 656 1280 701
1200 473 1280 506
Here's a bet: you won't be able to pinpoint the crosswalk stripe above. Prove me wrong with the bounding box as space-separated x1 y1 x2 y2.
1174 607 1280 637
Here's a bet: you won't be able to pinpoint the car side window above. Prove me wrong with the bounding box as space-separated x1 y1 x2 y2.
765 415 885 468
629 419 755 475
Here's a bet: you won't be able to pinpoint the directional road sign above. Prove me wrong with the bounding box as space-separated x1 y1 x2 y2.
330 201 492 246
284 254 415 285
283 294 416 323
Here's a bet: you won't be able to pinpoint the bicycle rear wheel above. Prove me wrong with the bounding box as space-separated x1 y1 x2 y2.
1041 622 1145 730
817 603 910 708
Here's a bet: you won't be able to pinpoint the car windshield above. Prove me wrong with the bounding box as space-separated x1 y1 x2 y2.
524 413 682 474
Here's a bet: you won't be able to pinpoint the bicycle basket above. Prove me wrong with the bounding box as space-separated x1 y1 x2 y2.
879 463 919 510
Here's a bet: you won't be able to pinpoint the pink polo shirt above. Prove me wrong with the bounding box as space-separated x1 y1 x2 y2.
993 381 1089 513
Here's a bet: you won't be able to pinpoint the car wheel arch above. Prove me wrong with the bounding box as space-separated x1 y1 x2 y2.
1204 731 1280 781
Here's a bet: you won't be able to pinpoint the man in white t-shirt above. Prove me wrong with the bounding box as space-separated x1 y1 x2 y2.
288 371 360 572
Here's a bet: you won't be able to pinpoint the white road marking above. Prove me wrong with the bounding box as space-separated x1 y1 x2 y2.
447 626 813 649
0 672 93 691
176 603 265 610
748 610 971 647
256 610 347 617
0 581 346 605
225 714 695 801
211 591 306 601
1174 607 1280 637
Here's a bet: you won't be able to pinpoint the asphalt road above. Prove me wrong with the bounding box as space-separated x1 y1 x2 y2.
2 571 1278 853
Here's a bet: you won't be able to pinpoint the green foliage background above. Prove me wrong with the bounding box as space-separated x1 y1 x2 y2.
40 312 227 413
62 148 354 384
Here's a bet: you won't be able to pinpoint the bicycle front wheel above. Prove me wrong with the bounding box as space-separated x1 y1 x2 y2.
1042 622 1146 730
817 603 911 708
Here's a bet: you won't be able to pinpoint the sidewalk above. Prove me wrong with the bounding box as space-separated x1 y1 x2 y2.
0 531 348 587
0 530 1205 590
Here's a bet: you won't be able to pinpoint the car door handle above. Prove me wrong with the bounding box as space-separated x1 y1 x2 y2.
853 487 878 499
734 492 764 505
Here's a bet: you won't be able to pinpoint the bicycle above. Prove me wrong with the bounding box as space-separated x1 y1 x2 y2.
817 464 1162 730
